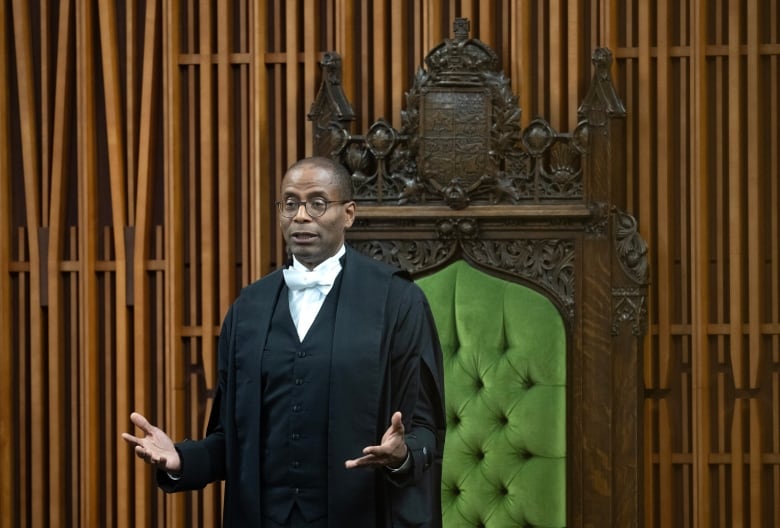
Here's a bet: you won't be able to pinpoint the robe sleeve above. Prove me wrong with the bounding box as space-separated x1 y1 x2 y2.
157 304 234 492
381 276 446 527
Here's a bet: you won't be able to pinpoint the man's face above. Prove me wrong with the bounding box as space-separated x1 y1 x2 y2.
279 164 355 269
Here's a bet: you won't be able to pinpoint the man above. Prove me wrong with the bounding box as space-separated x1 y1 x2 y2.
123 156 446 527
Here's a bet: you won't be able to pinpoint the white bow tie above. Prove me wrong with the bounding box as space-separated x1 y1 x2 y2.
282 266 339 294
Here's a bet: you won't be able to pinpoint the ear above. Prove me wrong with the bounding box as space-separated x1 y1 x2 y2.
343 201 356 228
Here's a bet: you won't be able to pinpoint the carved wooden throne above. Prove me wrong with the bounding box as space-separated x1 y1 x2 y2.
309 18 647 528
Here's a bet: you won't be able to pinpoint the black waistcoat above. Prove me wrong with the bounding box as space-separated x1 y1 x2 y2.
260 280 340 524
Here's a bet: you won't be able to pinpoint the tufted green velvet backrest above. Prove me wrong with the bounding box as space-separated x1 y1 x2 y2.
417 260 567 528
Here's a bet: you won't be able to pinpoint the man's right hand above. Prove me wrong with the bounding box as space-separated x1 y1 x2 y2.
121 412 181 474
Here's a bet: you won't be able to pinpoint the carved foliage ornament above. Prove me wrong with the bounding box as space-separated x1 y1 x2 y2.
306 19 621 206
467 238 575 319
611 209 649 336
614 209 649 285
351 216 576 321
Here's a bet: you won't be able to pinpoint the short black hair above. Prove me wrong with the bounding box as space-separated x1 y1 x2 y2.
286 156 354 200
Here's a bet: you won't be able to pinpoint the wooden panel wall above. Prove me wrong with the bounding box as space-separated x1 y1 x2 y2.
621 0 780 526
1 0 778 526
0 0 270 525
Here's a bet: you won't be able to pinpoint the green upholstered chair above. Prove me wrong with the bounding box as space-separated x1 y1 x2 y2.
417 261 566 527
309 17 648 527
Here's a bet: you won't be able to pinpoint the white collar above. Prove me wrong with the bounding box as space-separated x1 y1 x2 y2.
290 245 346 274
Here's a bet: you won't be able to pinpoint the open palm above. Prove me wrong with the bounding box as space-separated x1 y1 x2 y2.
121 412 181 473
344 411 408 469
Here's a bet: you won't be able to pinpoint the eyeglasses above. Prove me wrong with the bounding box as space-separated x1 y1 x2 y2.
276 197 351 218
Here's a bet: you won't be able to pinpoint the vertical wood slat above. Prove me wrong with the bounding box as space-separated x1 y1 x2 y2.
681 344 692 524
514 2 531 128
549 0 561 128
217 0 235 320
0 2 14 526
183 18 199 508
500 0 510 64
100 227 116 525
206 0 221 526
744 0 761 388
198 0 218 524
478 0 492 42
251 0 272 280
40 0 50 220
359 0 369 132
726 0 744 377
96 4 131 526
10 2 45 526
653 1 676 525
772 3 780 521
390 2 407 131
535 3 546 120
163 0 187 524
567 0 581 131
713 1 727 520
623 1 637 244
152 227 166 528
126 0 136 215
238 0 249 287
459 0 473 28
771 9 780 525
691 0 712 525
198 0 215 386
17 229 29 528
412 2 422 78
133 0 161 523
601 0 620 64
335 0 355 107
678 4 693 523
66 228 78 528
46 0 73 523
247 0 256 282
744 1 762 524
371 0 387 126
726 1 746 523
272 1 285 265
269 0 286 265
655 0 672 392
76 0 100 524
425 0 444 56
303 0 317 156
285 0 299 166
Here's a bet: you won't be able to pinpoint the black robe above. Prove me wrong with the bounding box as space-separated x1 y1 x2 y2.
159 246 446 527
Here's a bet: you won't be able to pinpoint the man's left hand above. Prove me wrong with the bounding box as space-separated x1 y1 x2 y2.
345 411 408 470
